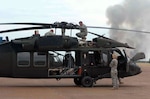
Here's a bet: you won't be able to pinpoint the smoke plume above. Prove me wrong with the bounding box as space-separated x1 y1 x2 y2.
106 0 150 60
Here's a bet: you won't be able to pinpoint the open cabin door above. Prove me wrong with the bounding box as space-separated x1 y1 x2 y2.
47 51 78 78
77 50 111 78
48 52 64 77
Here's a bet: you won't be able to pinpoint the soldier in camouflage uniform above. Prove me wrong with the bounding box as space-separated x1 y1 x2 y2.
109 53 119 89
76 21 88 41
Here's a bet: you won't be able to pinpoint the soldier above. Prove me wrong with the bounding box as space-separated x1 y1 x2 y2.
34 29 39 35
76 21 88 41
45 29 55 36
32 29 40 37
109 53 119 89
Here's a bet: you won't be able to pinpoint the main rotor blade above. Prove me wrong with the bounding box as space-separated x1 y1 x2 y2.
87 26 150 34
0 26 49 33
1 22 150 34
0 22 79 29
0 22 52 26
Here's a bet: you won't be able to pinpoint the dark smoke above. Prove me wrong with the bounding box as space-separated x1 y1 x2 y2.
106 0 150 60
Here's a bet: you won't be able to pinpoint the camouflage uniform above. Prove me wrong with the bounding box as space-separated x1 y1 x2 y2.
76 23 87 39
45 30 54 36
109 58 119 89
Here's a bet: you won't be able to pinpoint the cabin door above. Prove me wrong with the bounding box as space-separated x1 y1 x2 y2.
13 52 48 78
87 51 111 77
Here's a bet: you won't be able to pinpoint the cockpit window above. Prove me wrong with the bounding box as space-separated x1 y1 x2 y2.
102 53 108 66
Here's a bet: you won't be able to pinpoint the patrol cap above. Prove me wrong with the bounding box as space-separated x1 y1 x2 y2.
112 51 120 58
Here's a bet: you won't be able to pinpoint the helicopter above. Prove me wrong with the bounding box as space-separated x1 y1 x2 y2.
0 21 146 87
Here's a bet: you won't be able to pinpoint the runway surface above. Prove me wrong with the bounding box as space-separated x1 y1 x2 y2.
0 63 149 99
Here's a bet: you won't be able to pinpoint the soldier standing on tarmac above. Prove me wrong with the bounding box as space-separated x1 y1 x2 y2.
109 53 119 89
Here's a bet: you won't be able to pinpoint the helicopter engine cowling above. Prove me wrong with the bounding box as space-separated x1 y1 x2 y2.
93 37 133 48
12 35 79 51
36 36 78 50
12 34 40 50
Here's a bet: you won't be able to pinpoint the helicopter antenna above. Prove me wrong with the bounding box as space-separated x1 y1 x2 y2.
88 31 103 37
88 31 112 40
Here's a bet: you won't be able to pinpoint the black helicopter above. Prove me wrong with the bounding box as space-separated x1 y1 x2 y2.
0 22 145 87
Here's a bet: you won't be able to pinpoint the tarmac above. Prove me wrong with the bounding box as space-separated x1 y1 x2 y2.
0 63 149 99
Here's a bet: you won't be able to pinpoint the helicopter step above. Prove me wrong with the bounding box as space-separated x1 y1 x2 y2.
48 68 80 78
93 73 110 82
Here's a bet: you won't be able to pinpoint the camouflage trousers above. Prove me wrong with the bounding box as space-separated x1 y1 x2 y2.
76 32 87 39
111 71 119 88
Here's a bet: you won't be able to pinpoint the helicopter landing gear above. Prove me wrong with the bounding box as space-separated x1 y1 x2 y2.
74 76 94 87
81 76 93 87
74 78 82 86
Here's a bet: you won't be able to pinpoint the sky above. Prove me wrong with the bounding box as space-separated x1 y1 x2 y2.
0 0 123 40
1 0 150 60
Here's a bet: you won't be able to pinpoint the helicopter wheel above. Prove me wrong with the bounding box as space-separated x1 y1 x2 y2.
74 78 81 86
81 76 93 87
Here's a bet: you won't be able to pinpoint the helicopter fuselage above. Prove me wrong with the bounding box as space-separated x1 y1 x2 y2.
0 35 144 87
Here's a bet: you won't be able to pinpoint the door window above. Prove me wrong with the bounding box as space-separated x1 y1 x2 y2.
17 52 30 67
102 52 108 66
33 52 46 67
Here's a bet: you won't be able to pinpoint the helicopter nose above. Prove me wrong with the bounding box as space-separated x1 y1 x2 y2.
135 66 142 74
128 62 142 76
